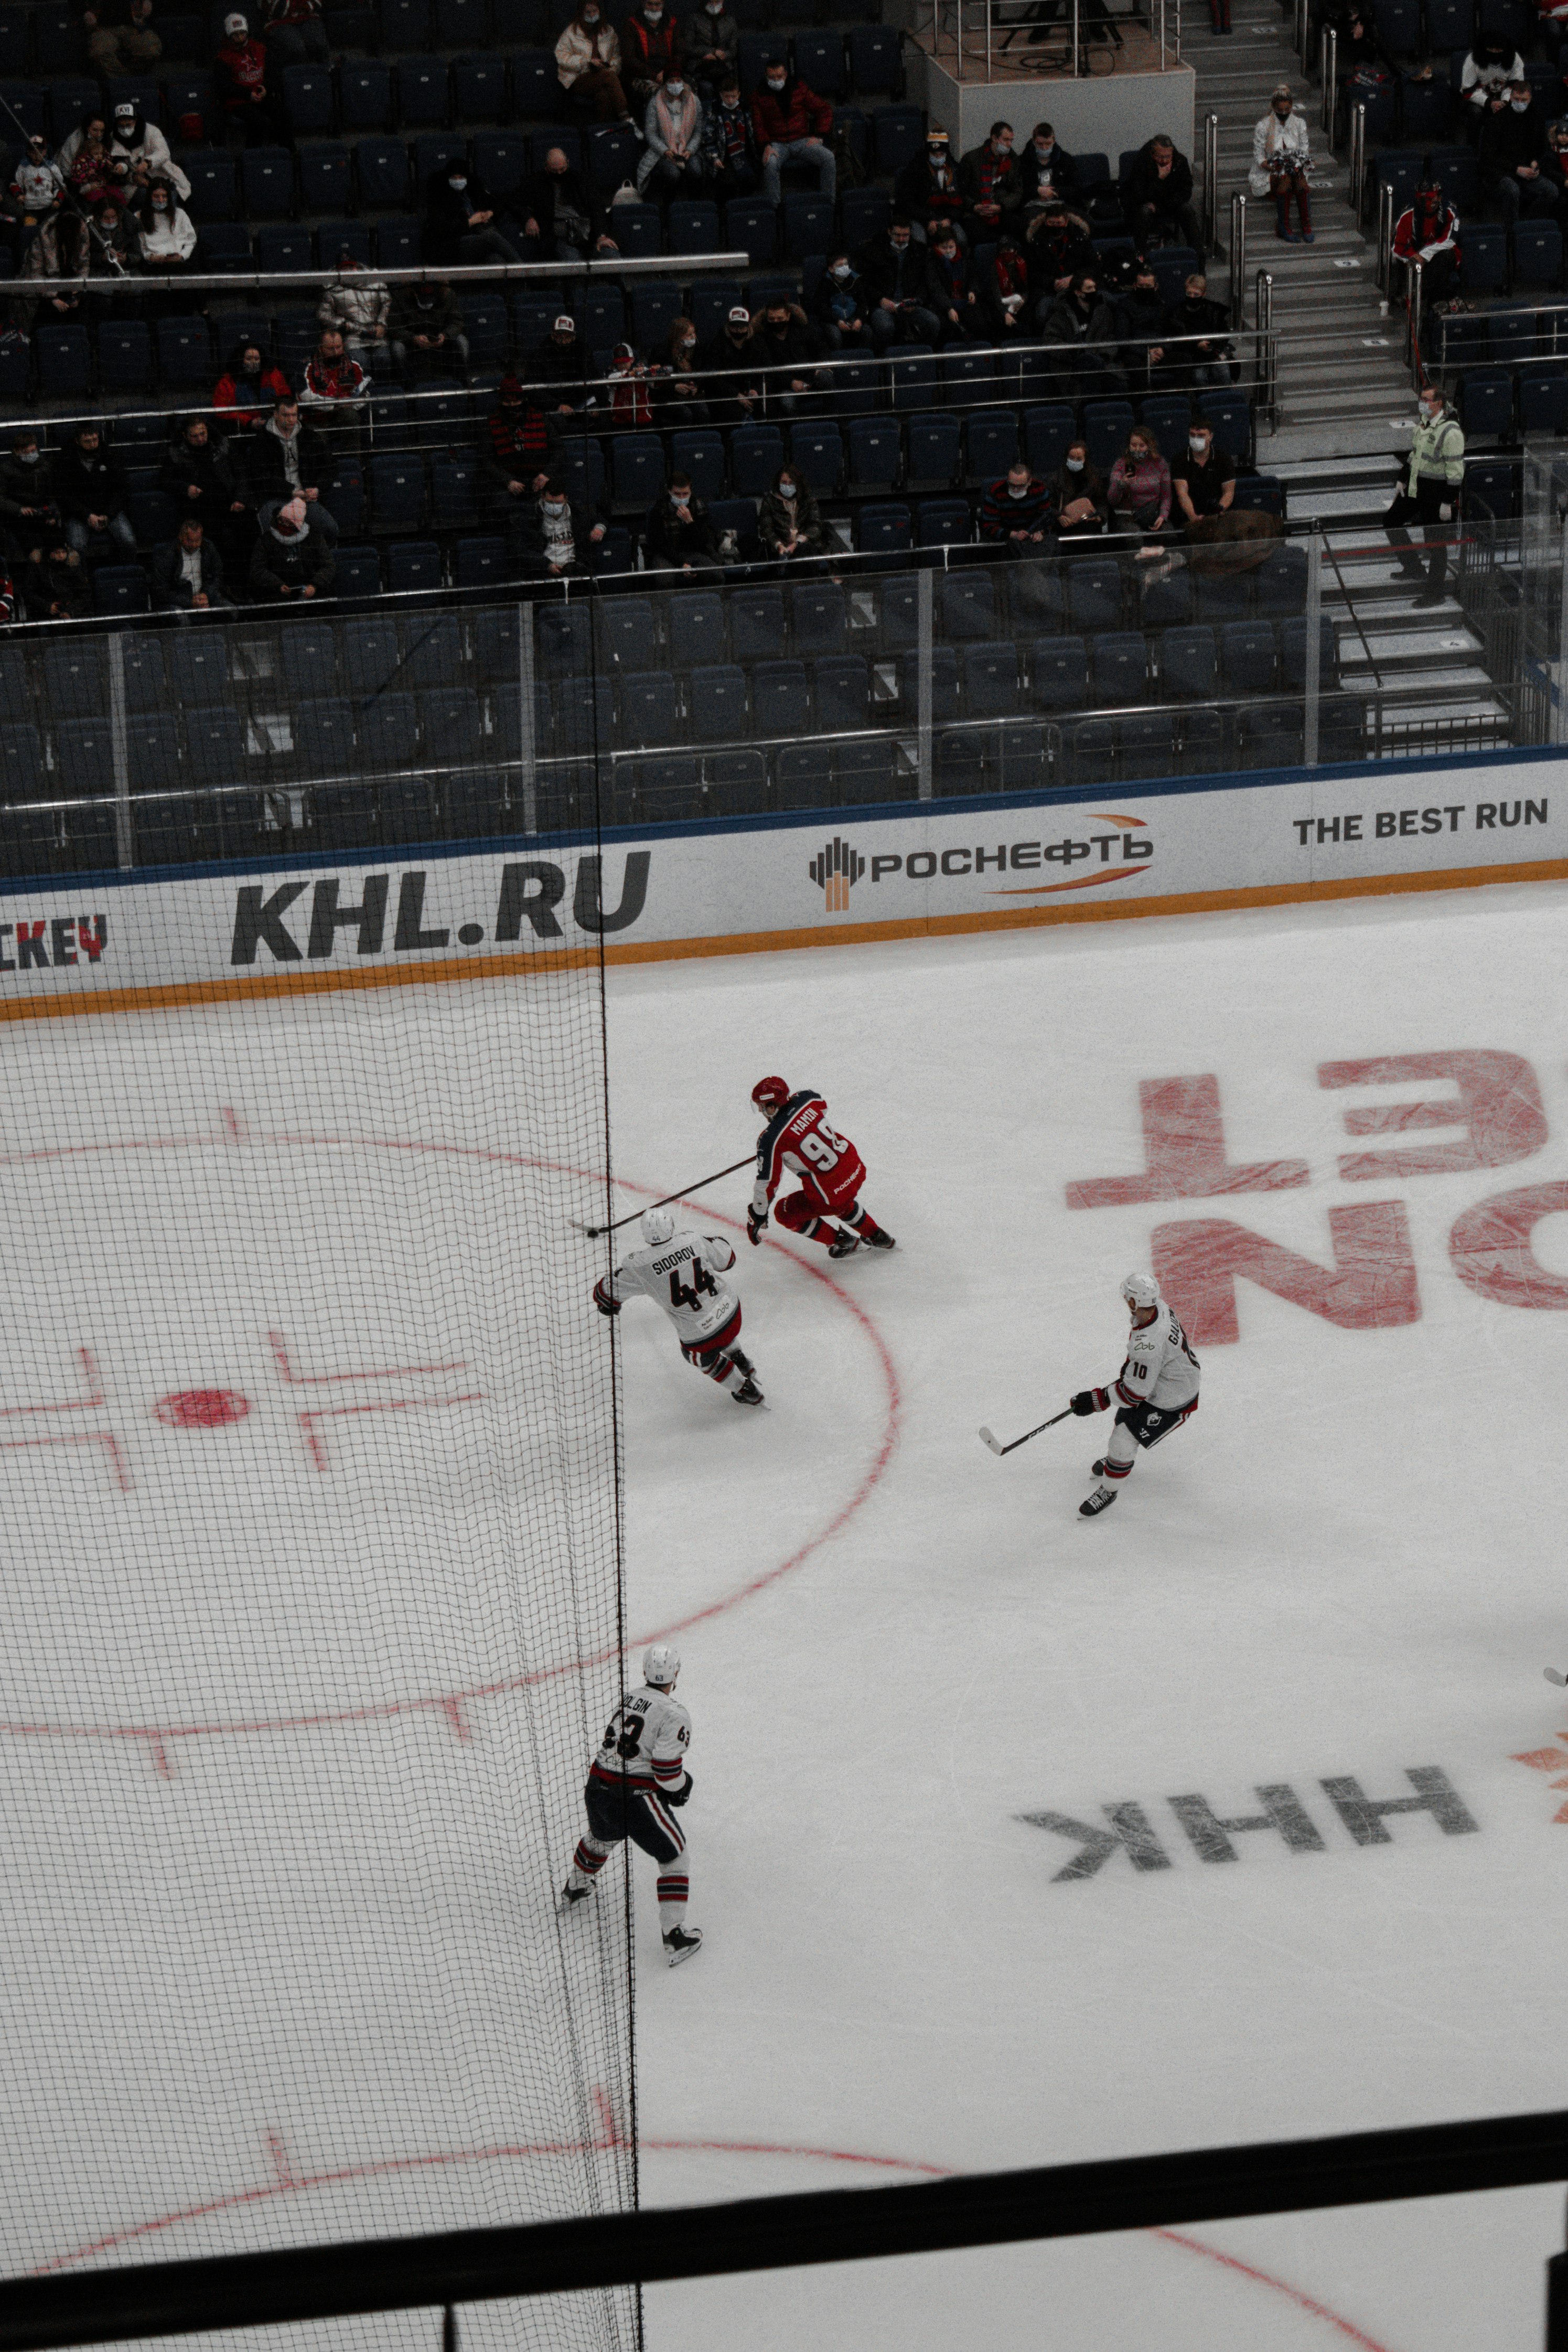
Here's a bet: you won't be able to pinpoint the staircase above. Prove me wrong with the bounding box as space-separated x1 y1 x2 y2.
1190 7 1414 433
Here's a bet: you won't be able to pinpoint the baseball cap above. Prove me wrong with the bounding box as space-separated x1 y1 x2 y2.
552 312 575 331
727 304 749 321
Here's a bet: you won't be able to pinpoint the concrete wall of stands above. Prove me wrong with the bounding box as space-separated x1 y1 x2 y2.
905 54 1196 162
2 743 1563 1018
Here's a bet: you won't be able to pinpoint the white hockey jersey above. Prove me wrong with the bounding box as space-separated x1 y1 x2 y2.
589 1682 692 1793
599 1228 739 1346
1112 1304 1200 1411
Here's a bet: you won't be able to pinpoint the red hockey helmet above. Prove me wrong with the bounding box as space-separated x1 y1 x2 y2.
751 1075 790 1116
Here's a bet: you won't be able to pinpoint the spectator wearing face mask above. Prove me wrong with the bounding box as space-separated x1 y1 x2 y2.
1480 80 1556 221
959 122 1023 242
249 492 335 599
1107 425 1173 552
1116 262 1169 394
55 421 135 560
680 0 738 99
1023 201 1094 301
19 535 88 619
1048 440 1109 537
638 74 705 201
696 304 762 424
1164 270 1233 388
481 373 557 518
1459 36 1524 136
752 62 835 208
425 163 521 267
317 249 391 364
111 101 190 200
389 276 467 383
300 325 370 455
703 72 761 197
556 1 628 122
1020 122 1079 210
520 147 618 259
814 251 872 350
1251 85 1314 241
855 216 941 348
979 231 1032 337
1386 384 1464 605
0 430 55 555
748 300 819 416
518 475 605 579
214 14 285 146
1123 133 1202 251
1170 422 1234 536
895 125 964 243
214 339 293 428
757 465 823 566
979 460 1051 547
623 0 678 112
529 314 593 415
644 471 723 572
1039 270 1125 396
1391 177 1460 307
654 316 708 422
135 177 197 311
924 226 988 342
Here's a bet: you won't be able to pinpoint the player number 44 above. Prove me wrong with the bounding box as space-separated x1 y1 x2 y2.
669 1260 719 1314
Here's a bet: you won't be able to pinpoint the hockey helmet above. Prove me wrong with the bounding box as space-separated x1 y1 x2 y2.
641 1206 676 1247
642 1641 681 1688
751 1075 789 1116
1121 1271 1161 1314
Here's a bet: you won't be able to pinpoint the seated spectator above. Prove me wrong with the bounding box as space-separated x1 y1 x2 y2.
979 458 1052 549
6 136 70 334
529 313 593 415
83 0 160 79
1391 176 1460 306
1038 270 1125 394
1336 3 1397 115
638 76 705 201
318 249 390 366
517 475 605 578
757 464 823 565
1480 79 1556 220
1251 84 1314 241
110 99 190 200
681 0 738 100
1107 424 1173 551
622 0 678 112
243 394 332 523
214 13 287 147
924 224 988 342
0 429 56 554
389 277 467 382
57 114 124 263
1049 440 1108 538
159 416 244 542
653 316 708 421
608 339 656 427
753 60 835 207
1117 260 1169 394
1164 269 1233 386
895 125 963 243
53 421 134 561
1459 36 1523 137
644 470 722 572
425 163 521 267
1541 113 1568 208
249 493 335 599
815 250 874 351
152 516 233 610
696 303 761 424
1123 133 1202 251
260 0 329 67
18 535 88 620
959 121 1023 242
856 215 941 349
981 230 1032 336
481 372 557 519
1021 122 1079 211
555 1 629 125
300 326 370 452
84 196 136 279
748 296 818 414
214 338 292 429
521 148 618 259
1171 418 1235 534
136 178 198 305
703 70 761 199
1024 200 1094 302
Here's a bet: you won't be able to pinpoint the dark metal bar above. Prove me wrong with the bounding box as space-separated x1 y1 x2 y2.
2 2108 1567 2350
0 253 740 297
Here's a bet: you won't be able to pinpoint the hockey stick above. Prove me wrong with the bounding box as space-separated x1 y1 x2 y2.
571 1156 756 1240
978 1409 1072 1457
1545 1668 1567 1687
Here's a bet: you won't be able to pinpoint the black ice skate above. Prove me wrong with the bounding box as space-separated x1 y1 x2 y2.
663 1924 703 1966
561 1880 592 1908
826 1228 860 1259
862 1226 896 1250
1079 1485 1117 1518
731 1373 765 1406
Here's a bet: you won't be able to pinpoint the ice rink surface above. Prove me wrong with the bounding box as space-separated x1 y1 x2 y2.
6 878 1568 2347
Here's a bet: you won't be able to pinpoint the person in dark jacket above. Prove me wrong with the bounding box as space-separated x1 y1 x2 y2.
1171 418 1236 532
1116 262 1170 394
979 459 1052 547
213 10 287 145
1479 79 1556 222
1048 437 1109 536
814 251 874 351
19 536 89 619
751 63 834 206
643 471 722 572
1122 134 1202 251
923 225 989 342
680 0 738 98
519 149 618 259
747 298 819 414
528 315 595 415
159 415 244 535
622 0 678 110
53 422 135 559
0 429 56 556
1021 122 1079 210
1163 270 1233 386
249 494 335 597
152 517 233 609
958 122 1024 241
481 372 557 518
981 231 1033 336
241 395 334 524
1024 201 1094 302
702 70 762 198
856 217 942 348
389 277 468 382
696 304 762 425
894 125 965 242
517 477 604 577
1038 271 1126 395
424 164 521 267
757 464 823 564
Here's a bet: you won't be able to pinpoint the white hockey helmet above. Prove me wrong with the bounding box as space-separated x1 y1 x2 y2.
642 1641 681 1688
1121 1271 1161 1314
641 1206 676 1247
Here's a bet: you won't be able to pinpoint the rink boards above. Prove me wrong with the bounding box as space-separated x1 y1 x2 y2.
4 743 1567 1013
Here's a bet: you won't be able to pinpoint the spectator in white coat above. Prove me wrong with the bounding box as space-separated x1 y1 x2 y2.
1250 82 1314 241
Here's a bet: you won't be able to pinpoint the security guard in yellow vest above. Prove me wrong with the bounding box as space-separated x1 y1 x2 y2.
1386 385 1466 608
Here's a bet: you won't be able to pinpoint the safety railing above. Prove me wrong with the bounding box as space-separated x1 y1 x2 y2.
922 0 1184 79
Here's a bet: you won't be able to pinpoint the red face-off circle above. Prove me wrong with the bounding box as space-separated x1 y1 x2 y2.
153 1389 252 1429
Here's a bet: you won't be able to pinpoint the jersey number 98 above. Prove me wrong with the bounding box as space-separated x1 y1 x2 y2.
798 1123 846 1172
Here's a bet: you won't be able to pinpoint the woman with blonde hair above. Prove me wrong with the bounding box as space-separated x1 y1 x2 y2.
555 0 628 123
1107 423 1172 553
1250 82 1315 242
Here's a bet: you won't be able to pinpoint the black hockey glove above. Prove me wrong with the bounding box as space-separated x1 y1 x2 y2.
747 1209 768 1247
593 1282 620 1319
664 1773 692 1808
1070 1388 1109 1416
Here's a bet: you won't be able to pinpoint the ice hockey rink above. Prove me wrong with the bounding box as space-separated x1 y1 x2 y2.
7 876 1568 2350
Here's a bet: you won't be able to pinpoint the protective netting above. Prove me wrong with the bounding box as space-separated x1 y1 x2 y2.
0 857 638 2351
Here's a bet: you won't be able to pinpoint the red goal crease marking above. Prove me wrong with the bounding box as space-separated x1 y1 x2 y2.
0 1346 104 1415
269 1333 468 1386
297 1395 486 1474
0 1134 900 1769
0 1431 131 1493
26 2135 1402 2345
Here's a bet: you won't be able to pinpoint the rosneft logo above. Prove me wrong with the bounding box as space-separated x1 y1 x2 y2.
809 837 866 913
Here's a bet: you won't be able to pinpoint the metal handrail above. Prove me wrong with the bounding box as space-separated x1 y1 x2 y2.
1320 27 1338 134
1376 179 1395 287
1202 112 1221 255
1349 100 1367 216
1229 190 1248 323
0 251 742 298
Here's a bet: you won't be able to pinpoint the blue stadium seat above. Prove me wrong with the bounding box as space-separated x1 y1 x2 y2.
616 673 680 747
1091 631 1147 705
429 453 479 531
964 412 1019 482
668 199 721 256
919 497 972 549
731 586 785 661
787 422 843 494
241 145 295 216
724 199 776 267
1512 222 1563 294
690 664 748 740
36 8 86 70
1197 389 1250 460
471 128 528 197
1141 567 1190 628
783 195 834 260
612 434 666 511
1083 400 1135 475
737 29 787 87
774 743 833 807
586 121 639 192
509 46 556 117
181 147 237 219
1161 625 1218 698
607 203 662 260
1459 223 1507 293
1193 567 1251 623
851 26 903 93
848 417 901 491
667 592 726 668
939 571 993 636
357 136 411 205
256 222 314 273
905 410 959 487
0 722 44 803
0 8 30 70
1239 703 1304 770
156 315 213 385
841 187 891 246
1459 368 1513 437
98 319 153 391
890 349 940 414
332 546 384 597
963 639 1018 717
793 28 846 94
1023 404 1075 478
454 52 508 120
752 659 807 737
126 489 177 547
1067 558 1122 632
1425 0 1473 44
873 102 922 173
413 128 465 181
282 62 334 132
381 0 431 43
829 356 878 419
358 693 420 769
1220 619 1276 695
438 0 489 44
1120 710 1177 781
707 749 768 817
300 142 353 212
1280 616 1338 690
182 707 246 789
856 502 912 555
629 279 684 349
666 431 725 502
386 540 443 594
198 221 252 272
450 536 503 589
36 324 90 397
789 582 846 653
1464 456 1516 519
1519 364 1568 435
596 596 659 673
1030 636 1088 712
813 656 869 732
370 453 428 534
341 60 394 127
730 426 785 499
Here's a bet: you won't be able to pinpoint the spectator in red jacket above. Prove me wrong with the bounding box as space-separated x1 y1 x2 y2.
214 12 286 145
751 65 834 206
622 0 678 112
214 338 293 428
1391 176 1460 307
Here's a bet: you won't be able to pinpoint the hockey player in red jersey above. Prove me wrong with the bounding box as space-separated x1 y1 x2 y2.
747 1076 896 1260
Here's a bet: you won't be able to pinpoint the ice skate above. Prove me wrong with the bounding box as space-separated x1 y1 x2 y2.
1079 1484 1117 1518
826 1228 860 1259
862 1226 896 1250
731 1373 765 1406
663 1923 703 1966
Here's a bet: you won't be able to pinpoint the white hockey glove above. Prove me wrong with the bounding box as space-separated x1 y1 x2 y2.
1437 502 1453 521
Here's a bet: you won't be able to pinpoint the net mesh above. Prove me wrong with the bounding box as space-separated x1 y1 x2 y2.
0 845 637 2350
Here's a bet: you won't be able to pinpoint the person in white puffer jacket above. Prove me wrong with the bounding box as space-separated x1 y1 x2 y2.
315 248 391 367
1249 82 1315 242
